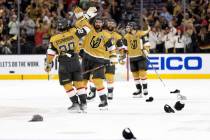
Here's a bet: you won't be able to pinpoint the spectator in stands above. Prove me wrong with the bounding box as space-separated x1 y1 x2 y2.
160 6 173 22
34 18 47 54
20 28 29 54
20 14 36 42
1 0 210 54
174 28 191 53
197 25 210 53
149 26 158 53
161 25 176 53
8 14 18 37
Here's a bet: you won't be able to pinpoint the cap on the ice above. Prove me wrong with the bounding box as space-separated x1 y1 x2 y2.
122 128 136 139
146 96 154 102
29 114 43 122
164 104 175 113
174 101 185 111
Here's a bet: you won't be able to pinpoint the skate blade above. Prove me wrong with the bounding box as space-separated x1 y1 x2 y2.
68 109 81 113
99 107 108 111
87 98 95 103
80 110 87 113
133 95 143 98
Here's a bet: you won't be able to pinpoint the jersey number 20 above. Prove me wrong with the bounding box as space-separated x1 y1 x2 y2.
59 42 75 53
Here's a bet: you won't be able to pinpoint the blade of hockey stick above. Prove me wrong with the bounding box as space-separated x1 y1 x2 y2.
170 89 180 94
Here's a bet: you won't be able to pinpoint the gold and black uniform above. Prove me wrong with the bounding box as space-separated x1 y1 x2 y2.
123 31 150 72
48 27 89 85
82 29 115 80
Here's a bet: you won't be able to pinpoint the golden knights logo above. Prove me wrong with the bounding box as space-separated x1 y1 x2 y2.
90 36 102 48
130 40 137 49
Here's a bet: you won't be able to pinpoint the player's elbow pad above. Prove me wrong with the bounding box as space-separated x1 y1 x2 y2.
75 26 90 38
47 48 56 56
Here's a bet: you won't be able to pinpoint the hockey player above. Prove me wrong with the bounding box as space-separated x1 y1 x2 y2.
120 22 150 97
103 18 123 100
88 18 123 100
80 17 117 108
44 18 91 112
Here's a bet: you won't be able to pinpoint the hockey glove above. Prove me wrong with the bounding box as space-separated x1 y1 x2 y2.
84 7 97 19
74 7 84 19
44 59 53 73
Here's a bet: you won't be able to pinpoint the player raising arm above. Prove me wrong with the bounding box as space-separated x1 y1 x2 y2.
80 17 117 109
120 21 150 98
44 18 91 112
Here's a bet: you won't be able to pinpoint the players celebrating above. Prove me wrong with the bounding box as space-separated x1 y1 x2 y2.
44 6 154 111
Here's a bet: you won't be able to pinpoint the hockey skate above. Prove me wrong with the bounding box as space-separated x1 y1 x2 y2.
87 88 96 101
107 92 113 100
68 103 80 113
87 91 96 101
98 94 108 110
99 100 108 110
133 90 143 98
79 103 87 113
143 89 148 96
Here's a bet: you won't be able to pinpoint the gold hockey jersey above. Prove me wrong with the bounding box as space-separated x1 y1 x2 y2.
82 29 115 61
123 30 150 59
103 31 122 59
75 17 93 31
48 28 80 55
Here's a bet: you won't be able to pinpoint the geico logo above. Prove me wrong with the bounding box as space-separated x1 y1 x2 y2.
148 56 202 70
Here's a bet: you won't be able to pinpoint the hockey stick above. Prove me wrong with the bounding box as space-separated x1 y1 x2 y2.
126 54 130 81
146 56 187 100
82 64 107 75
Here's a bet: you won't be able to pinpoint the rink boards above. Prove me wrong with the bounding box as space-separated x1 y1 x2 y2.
0 54 210 80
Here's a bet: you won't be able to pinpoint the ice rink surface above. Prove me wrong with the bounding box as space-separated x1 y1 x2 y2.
0 79 210 140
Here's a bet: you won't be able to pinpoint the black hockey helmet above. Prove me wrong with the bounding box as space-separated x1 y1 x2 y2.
164 104 175 113
57 18 69 31
174 101 185 111
122 128 136 139
29 114 43 122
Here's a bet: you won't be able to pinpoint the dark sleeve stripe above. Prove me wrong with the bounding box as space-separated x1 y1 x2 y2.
75 28 87 38
75 26 90 39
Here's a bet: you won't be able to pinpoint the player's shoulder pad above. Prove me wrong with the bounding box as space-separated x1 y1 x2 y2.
49 35 57 42
123 33 130 39
69 27 77 32
102 30 112 38
113 31 122 39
